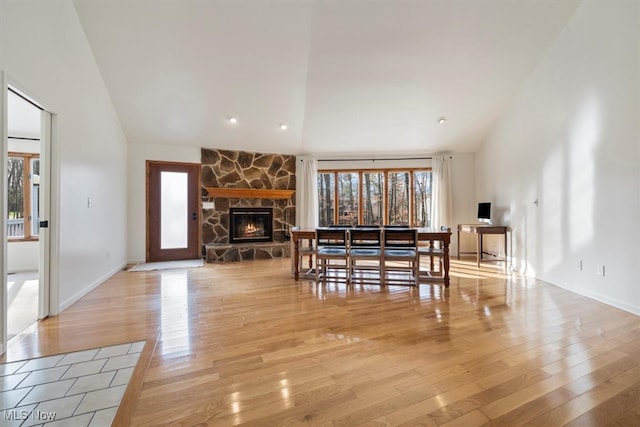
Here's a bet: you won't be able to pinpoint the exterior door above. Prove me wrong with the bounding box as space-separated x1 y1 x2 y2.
147 161 200 262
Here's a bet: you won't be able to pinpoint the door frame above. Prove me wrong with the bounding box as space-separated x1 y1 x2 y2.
146 160 201 262
1 73 59 355
39 108 55 318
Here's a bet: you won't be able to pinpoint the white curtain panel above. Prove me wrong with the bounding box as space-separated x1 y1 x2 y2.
296 156 319 229
430 155 453 229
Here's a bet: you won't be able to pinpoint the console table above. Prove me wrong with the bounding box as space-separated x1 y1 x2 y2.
457 224 508 268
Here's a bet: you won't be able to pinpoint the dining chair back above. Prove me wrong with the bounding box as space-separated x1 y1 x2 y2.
349 228 383 284
381 228 419 286
315 228 350 284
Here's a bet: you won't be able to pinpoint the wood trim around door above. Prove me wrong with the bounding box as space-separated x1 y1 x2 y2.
146 161 201 262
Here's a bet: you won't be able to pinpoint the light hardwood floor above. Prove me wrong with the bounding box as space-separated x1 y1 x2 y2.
3 258 640 426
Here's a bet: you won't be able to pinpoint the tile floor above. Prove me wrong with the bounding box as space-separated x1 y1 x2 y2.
0 341 144 426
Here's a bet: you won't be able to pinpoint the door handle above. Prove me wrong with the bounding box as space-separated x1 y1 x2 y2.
39 220 49 228
192 212 197 221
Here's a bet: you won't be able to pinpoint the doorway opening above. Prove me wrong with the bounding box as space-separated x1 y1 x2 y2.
3 83 52 350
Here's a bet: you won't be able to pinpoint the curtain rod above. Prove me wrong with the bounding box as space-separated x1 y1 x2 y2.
315 156 452 162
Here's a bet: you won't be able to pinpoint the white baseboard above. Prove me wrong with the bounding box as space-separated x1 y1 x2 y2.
499 257 639 315
543 278 640 316
59 262 127 313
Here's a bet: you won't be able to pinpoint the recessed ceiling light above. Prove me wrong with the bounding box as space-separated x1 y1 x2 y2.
438 117 447 124
279 123 288 130
228 117 238 124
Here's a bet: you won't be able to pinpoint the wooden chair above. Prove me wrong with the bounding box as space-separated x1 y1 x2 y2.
292 226 316 278
315 228 350 284
381 228 419 287
349 227 382 285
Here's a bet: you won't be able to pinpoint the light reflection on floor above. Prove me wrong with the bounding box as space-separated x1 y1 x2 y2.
6 271 39 341
159 270 192 359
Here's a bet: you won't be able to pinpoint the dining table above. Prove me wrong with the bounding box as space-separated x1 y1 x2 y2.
291 227 451 287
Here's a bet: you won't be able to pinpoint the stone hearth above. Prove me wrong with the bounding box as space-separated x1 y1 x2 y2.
205 241 291 263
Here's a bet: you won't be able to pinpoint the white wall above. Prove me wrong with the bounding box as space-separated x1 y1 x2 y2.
1 0 128 312
449 153 477 256
475 0 640 313
7 242 38 273
127 143 201 263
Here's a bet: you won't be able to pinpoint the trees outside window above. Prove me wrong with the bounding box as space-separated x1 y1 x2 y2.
7 153 40 240
317 173 335 227
388 171 410 225
414 171 431 227
318 168 431 227
337 173 359 226
362 172 384 226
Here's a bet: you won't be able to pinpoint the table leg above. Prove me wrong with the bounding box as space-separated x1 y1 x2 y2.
430 240 435 272
504 231 508 270
443 240 450 287
477 233 481 268
294 238 300 280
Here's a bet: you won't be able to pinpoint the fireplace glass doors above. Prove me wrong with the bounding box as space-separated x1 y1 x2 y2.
229 207 273 243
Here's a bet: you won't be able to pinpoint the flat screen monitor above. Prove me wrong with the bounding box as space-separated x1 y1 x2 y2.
477 202 491 224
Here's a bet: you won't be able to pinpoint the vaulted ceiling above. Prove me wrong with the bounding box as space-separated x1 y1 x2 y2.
73 0 581 157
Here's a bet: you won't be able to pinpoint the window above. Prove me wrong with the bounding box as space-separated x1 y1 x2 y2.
31 158 40 236
318 168 432 227
388 171 410 225
337 172 359 226
7 153 40 240
362 171 384 226
317 173 335 227
413 171 431 227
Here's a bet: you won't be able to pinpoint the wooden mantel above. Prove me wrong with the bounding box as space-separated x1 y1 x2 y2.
204 187 294 199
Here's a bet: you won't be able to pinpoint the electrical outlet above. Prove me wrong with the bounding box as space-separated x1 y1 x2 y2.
87 197 93 208
577 260 582 271
597 265 605 277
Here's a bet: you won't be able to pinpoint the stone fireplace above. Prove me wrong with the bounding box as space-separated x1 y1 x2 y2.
201 148 296 262
229 207 273 244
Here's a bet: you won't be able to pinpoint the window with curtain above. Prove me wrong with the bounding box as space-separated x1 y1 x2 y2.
318 168 432 227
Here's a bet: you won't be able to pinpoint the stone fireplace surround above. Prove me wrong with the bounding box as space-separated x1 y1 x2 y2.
201 148 296 262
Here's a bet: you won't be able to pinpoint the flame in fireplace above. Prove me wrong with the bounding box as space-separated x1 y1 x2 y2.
243 223 259 235
229 207 272 242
